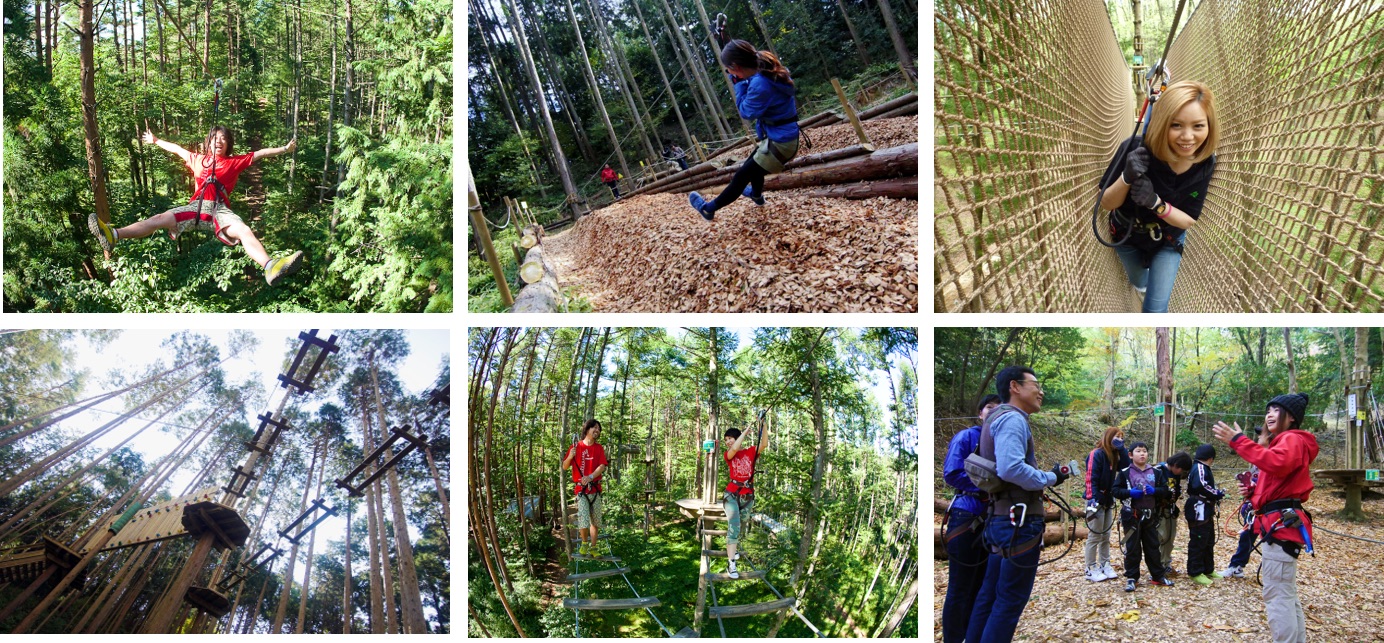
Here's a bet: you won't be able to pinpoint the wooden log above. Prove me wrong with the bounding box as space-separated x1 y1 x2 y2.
858 92 917 120
625 157 737 198
660 144 877 195
703 135 756 161
802 176 918 200
564 597 661 610
709 597 795 618
511 245 562 313
704 569 766 582
871 102 918 120
932 522 1089 558
563 567 630 582
761 143 917 192
802 113 844 131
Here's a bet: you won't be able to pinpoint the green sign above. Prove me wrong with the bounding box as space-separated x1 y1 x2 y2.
702 439 716 453
1154 404 1165 417
1133 54 1144 66
1367 470 1380 482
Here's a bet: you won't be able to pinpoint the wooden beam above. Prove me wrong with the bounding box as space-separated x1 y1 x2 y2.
563 597 661 610
708 597 795 618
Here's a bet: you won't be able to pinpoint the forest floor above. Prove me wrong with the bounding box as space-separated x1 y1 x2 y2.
533 507 906 637
932 420 1384 641
542 117 918 313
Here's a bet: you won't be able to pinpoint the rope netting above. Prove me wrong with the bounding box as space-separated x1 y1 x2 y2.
934 0 1384 312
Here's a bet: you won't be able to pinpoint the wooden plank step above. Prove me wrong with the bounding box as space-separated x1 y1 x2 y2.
702 549 728 558
702 529 727 536
563 567 630 582
705 569 766 582
708 597 796 618
673 626 700 637
700 514 726 522
564 597 661 610
571 554 621 562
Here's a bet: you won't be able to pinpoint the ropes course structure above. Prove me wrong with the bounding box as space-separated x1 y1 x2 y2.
935 0 1384 312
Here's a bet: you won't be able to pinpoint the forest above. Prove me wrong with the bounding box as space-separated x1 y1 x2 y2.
468 0 920 313
2 0 452 312
468 327 919 637
933 327 1384 641
0 329 451 633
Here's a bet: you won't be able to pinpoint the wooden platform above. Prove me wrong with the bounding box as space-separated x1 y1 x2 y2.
185 586 231 617
1315 469 1384 487
563 567 630 582
701 549 728 558
709 597 795 618
702 529 727 536
182 502 250 550
571 554 621 562
0 537 86 587
675 499 726 521
563 597 661 610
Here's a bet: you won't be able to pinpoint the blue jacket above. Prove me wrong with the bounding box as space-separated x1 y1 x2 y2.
991 409 1054 491
944 426 986 515
733 73 799 143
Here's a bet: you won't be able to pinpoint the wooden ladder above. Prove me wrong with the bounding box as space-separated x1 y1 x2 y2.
561 529 668 637
691 505 795 637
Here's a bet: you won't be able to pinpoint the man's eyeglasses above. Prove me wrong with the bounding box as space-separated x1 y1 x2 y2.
1020 379 1043 390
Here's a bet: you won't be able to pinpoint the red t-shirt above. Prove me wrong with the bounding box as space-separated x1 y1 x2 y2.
186 152 255 204
600 167 618 182
724 445 757 494
568 442 608 494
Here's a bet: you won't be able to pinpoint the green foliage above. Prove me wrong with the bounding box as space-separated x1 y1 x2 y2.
3 0 452 312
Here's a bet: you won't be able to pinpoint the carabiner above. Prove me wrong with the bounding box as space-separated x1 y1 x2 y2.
1009 502 1027 527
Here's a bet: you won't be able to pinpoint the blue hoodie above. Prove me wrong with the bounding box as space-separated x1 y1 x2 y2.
733 73 799 143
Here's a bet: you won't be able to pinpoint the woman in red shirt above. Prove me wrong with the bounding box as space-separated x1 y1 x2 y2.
88 126 303 286
722 422 770 578
563 419 609 556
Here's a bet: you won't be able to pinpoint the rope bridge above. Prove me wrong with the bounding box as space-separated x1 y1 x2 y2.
935 0 1384 312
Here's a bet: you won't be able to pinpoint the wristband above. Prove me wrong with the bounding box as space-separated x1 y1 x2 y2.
1154 198 1170 218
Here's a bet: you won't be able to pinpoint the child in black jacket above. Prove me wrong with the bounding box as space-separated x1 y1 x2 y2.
1186 443 1226 584
1112 442 1174 591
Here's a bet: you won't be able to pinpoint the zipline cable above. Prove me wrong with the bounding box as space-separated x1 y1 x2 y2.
1089 0 1190 248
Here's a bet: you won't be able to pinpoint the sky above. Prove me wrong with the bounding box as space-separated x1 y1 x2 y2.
37 329 450 585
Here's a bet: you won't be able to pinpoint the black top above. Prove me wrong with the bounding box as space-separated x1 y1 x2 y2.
1100 136 1216 224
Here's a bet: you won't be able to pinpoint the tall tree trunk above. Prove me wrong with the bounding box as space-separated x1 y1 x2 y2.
367 409 399 634
629 0 692 150
1284 328 1297 394
502 0 584 219
561 0 631 180
293 434 330 633
833 0 870 67
588 0 659 161
556 328 591 559
370 349 429 633
342 501 353 633
658 0 730 141
874 0 915 81
80 0 113 229
271 434 323 633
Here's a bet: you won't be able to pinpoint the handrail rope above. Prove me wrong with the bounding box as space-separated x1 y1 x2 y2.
1315 524 1384 546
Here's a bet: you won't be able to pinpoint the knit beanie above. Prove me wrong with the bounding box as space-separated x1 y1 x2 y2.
1266 393 1309 429
1194 444 1216 462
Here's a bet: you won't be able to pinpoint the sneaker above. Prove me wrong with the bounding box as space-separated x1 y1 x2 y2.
742 186 765 206
1191 574 1214 586
1124 579 1136 592
1100 562 1118 581
1163 567 1180 577
578 543 588 556
1150 577 1174 587
1220 565 1245 578
1207 570 1224 579
264 251 304 286
89 213 116 253
1085 566 1103 582
688 192 715 221
728 561 739 580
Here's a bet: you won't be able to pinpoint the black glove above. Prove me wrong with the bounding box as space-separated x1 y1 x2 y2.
1123 145 1151 184
1128 176 1162 210
1051 463 1070 486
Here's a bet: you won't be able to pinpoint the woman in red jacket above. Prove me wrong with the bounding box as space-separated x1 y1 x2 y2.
599 164 621 199
1213 393 1317 643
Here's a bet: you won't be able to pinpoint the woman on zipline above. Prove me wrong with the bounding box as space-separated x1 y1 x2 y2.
688 39 801 221
1098 80 1219 313
88 127 304 286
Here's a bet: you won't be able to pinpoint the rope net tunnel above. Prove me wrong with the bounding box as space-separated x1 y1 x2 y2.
935 0 1384 312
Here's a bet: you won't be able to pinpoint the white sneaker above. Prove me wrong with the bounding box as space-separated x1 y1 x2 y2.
1220 565 1245 578
728 561 740 579
1085 565 1102 582
1100 562 1118 581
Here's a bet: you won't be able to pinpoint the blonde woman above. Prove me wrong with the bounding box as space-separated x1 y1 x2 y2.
1082 427 1129 581
1098 80 1220 312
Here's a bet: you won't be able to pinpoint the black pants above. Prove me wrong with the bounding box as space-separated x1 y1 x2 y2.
942 509 987 643
1186 517 1216 576
1123 512 1165 580
709 156 769 211
604 180 620 198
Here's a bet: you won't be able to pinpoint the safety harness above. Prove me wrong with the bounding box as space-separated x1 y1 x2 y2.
966 405 1044 559
726 411 767 513
572 439 602 507
1255 498 1314 559
175 78 237 247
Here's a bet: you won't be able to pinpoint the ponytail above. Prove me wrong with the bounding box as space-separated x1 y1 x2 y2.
720 39 793 86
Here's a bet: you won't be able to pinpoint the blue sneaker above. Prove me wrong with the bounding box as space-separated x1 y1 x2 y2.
688 192 715 221
742 186 765 206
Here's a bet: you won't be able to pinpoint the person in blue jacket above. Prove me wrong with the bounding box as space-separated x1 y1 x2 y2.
940 393 1001 643
688 39 801 221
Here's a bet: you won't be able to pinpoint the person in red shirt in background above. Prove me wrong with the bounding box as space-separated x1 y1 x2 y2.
563 419 609 556
599 164 621 199
722 421 770 579
88 126 304 286
1213 392 1318 643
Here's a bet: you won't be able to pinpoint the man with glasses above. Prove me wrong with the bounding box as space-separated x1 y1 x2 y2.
966 366 1072 643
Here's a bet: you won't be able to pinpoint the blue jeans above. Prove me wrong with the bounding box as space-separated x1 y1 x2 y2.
1113 235 1184 313
1229 527 1257 568
966 518 1043 643
943 510 988 643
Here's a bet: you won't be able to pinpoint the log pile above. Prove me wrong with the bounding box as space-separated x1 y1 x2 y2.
511 234 563 313
933 522 1089 559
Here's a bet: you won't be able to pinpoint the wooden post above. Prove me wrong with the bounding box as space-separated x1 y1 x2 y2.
1155 327 1176 462
831 77 872 147
469 170 513 307
141 531 216 633
690 135 705 163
